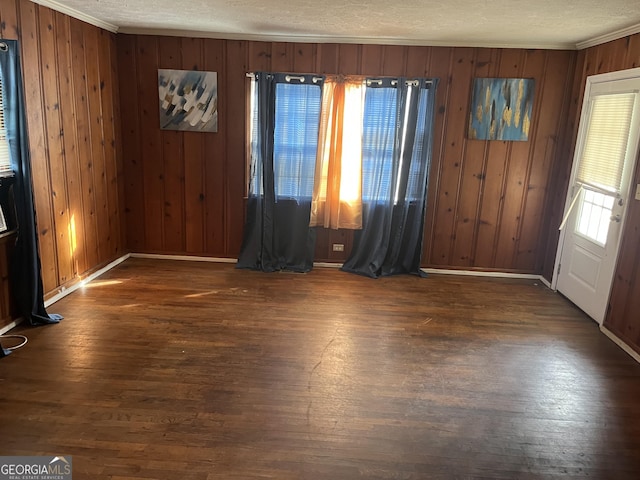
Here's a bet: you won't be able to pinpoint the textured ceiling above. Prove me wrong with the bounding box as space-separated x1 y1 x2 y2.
40 0 640 49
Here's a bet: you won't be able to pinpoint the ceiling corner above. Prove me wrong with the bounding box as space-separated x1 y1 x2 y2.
576 22 640 50
30 0 119 33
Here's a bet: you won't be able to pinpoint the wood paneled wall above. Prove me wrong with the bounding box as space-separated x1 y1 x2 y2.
0 0 124 299
0 232 16 329
424 48 575 273
118 36 577 273
566 33 640 354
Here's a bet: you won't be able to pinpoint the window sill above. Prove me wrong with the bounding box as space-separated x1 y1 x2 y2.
0 228 16 240
0 174 15 187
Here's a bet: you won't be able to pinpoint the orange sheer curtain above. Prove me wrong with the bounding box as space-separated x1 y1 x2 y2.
310 76 365 229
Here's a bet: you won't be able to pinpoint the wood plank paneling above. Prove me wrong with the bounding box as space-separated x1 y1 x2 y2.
117 34 145 252
606 190 640 342
203 38 226 255
382 45 406 76
494 50 545 270
517 50 575 272
69 17 100 272
271 42 293 72
137 35 163 252
84 23 111 264
118 36 575 272
294 43 316 73
158 36 184 253
450 48 496 267
181 38 206 254
318 43 338 74
99 29 121 259
18 0 58 292
474 49 521 268
405 46 431 78
338 44 360 75
0 0 18 39
248 41 272 72
430 48 475 266
0 0 124 310
224 40 248 256
110 32 126 253
541 48 584 280
38 7 72 285
360 44 383 75
54 11 86 278
0 232 17 328
422 47 454 267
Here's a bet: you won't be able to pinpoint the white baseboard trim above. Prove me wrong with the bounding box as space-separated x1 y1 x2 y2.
313 262 342 269
131 254 344 270
539 276 552 288
45 253 131 308
130 253 238 263
129 255 550 283
600 326 640 364
421 267 543 282
0 318 23 336
1 253 130 334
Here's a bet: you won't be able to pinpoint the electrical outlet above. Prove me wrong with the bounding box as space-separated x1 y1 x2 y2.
635 183 640 201
332 243 344 252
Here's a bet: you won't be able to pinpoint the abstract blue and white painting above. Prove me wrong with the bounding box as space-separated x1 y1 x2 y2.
158 69 218 132
468 78 534 141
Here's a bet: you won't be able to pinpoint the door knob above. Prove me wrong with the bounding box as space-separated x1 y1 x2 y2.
610 214 622 223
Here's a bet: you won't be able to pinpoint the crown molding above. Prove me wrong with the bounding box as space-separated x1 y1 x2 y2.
576 22 640 49
117 26 577 51
30 0 119 33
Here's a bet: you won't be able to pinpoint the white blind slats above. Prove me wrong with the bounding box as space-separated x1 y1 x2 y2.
577 92 635 193
0 76 11 177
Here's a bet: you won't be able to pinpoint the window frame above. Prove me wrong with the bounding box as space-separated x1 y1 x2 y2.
0 75 13 178
245 72 436 207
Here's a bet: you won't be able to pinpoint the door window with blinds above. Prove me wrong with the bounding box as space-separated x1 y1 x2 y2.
574 85 640 246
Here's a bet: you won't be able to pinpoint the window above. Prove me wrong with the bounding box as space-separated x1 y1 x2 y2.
361 79 434 204
361 83 397 203
405 84 433 202
576 189 615 245
247 73 436 224
273 82 321 200
247 74 322 201
0 76 12 177
0 74 14 233
577 92 636 194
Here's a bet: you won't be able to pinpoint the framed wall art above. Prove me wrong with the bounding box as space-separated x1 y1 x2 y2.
468 77 534 141
158 69 218 132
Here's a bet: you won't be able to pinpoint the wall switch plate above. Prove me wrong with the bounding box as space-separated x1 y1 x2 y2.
332 243 344 252
636 184 640 201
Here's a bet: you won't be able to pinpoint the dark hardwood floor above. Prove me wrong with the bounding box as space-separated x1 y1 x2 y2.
1 258 640 479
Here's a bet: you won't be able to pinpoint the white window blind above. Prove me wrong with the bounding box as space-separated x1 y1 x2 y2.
0 76 11 177
577 92 636 194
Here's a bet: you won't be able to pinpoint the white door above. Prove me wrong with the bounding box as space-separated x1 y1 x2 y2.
554 70 640 324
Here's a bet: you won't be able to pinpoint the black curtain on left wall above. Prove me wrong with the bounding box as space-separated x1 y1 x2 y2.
0 40 60 358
